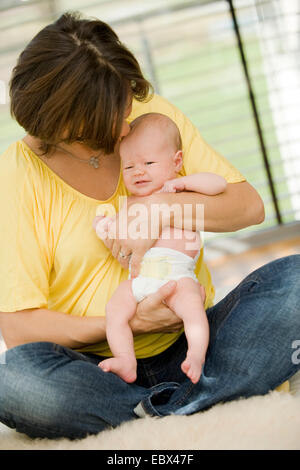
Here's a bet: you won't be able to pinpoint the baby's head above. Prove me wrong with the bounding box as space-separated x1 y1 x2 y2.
120 113 183 196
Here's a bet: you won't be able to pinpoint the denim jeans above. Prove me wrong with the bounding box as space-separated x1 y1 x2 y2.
0 255 299 439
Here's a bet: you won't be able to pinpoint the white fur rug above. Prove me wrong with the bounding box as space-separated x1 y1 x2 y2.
0 391 299 450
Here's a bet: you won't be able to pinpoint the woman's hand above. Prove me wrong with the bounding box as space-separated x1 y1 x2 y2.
129 281 184 335
94 194 163 278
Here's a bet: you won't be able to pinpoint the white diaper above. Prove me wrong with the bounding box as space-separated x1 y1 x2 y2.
130 247 199 303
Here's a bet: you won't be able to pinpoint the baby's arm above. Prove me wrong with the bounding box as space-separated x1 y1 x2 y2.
159 172 227 196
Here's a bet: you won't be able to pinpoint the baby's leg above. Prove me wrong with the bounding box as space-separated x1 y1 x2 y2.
98 280 138 383
164 278 208 384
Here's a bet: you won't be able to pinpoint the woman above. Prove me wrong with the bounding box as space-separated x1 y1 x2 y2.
0 12 299 439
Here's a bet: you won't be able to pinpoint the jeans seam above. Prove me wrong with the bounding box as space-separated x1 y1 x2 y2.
140 382 181 417
138 363 160 387
171 381 195 407
141 400 164 417
210 297 240 345
146 367 159 386
210 278 259 344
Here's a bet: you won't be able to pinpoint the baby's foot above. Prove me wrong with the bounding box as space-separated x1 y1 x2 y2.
98 357 137 383
181 352 204 384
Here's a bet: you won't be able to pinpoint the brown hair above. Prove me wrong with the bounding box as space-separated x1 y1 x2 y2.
10 11 152 154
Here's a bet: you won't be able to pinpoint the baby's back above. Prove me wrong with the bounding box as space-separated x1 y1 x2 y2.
155 227 201 259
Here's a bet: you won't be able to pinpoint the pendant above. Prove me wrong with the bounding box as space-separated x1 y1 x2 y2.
89 155 100 169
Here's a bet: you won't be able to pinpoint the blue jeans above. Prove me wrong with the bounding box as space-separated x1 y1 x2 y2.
0 255 299 439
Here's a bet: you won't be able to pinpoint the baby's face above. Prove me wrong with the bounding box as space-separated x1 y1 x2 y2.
120 125 182 197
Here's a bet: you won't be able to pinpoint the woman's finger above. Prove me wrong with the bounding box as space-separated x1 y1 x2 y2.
147 281 177 306
118 248 132 269
111 240 121 259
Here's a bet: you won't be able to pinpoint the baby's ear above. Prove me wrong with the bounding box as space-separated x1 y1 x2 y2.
174 150 183 172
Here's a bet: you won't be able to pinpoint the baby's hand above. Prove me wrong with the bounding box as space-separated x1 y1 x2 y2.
157 179 186 193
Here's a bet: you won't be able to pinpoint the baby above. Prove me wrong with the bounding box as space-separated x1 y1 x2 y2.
94 113 227 384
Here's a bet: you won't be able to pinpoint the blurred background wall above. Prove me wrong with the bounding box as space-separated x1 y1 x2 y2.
0 0 299 307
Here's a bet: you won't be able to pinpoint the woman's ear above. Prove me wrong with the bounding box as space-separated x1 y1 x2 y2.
174 150 183 172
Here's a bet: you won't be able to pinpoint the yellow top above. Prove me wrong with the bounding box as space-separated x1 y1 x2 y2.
0 94 245 358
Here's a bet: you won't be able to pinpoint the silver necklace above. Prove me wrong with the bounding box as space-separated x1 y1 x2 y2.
56 145 102 169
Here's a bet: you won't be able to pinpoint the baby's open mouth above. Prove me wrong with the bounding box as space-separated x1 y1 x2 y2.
135 180 150 185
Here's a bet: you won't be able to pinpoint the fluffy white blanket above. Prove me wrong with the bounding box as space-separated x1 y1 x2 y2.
0 391 299 450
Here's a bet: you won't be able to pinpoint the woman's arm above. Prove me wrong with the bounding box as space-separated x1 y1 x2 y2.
158 180 265 233
0 308 107 350
0 281 181 350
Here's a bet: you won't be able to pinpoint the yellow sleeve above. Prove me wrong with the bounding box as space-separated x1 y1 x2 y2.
130 94 246 183
0 149 52 312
